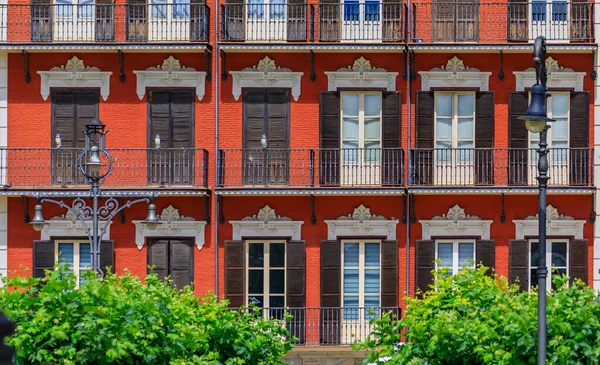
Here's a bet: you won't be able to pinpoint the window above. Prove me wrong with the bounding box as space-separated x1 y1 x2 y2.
55 240 91 288
343 0 380 21
435 240 475 275
434 92 475 164
529 240 568 292
341 91 382 163
248 0 286 19
247 241 286 313
341 240 380 320
147 239 194 289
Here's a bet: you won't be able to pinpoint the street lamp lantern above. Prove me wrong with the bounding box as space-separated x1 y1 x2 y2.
85 118 106 137
519 83 554 133
142 204 159 231
85 146 105 174
30 204 46 232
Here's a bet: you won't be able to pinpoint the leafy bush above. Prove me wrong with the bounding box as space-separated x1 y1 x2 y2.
0 265 293 365
357 266 600 365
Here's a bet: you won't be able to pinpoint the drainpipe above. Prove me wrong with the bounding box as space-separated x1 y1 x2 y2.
214 0 220 300
404 42 412 301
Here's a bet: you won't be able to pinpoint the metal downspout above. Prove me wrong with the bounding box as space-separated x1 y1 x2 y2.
214 0 220 299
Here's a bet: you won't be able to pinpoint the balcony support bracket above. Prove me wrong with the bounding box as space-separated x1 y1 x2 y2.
119 198 126 224
218 195 225 224
500 193 506 223
21 50 31 84
117 50 126 83
310 51 316 82
498 51 505 81
310 195 316 225
590 192 595 223
401 192 408 224
220 50 227 81
204 49 212 82
20 196 30 224
203 195 211 224
410 193 416 224
592 51 597 81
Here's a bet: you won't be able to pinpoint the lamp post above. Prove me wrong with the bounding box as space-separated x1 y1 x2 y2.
518 36 554 365
30 119 160 277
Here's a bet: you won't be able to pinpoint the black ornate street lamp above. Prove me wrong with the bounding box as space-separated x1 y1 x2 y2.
518 36 554 365
30 119 160 277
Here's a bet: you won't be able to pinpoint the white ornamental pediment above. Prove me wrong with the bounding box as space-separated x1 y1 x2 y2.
41 208 112 240
133 56 207 100
325 57 398 91
325 204 399 240
419 56 491 91
419 204 492 240
132 205 207 251
230 205 303 240
513 204 585 239
37 56 112 101
513 57 585 91
229 57 304 101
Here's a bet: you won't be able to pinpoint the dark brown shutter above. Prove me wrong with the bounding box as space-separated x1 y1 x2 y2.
319 0 339 41
52 90 76 148
475 92 494 185
148 90 172 147
509 239 529 291
475 239 495 273
569 239 588 285
286 240 306 344
320 240 340 345
33 240 55 279
95 0 114 41
147 239 169 281
127 0 147 41
507 0 528 41
382 92 403 186
570 0 591 41
171 90 194 149
99 240 114 275
31 0 52 42
415 240 434 296
508 92 529 185
225 240 245 308
319 92 340 187
242 90 267 186
382 0 405 41
415 92 434 185
569 92 590 185
75 91 100 147
170 239 194 290
287 0 306 40
381 240 398 309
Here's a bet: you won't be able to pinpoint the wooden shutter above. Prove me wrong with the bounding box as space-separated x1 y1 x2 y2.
319 92 341 187
147 239 169 281
95 0 114 41
415 92 434 185
415 240 434 296
432 0 454 41
148 90 172 147
475 240 495 273
127 0 147 41
509 239 529 291
382 0 405 41
319 0 339 41
33 240 55 279
171 90 194 149
99 240 114 275
223 0 244 41
569 239 588 285
287 0 306 40
381 92 403 186
170 239 194 290
31 0 52 42
266 91 290 149
320 240 340 345
381 240 398 308
286 240 306 344
570 0 591 41
225 240 245 308
508 92 529 185
75 91 99 147
508 0 528 41
569 92 590 185
52 90 76 148
475 92 494 185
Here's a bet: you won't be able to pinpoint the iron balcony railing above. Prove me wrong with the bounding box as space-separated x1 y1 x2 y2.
217 148 405 188
220 2 407 42
0 3 209 43
409 147 593 187
233 307 400 346
411 1 594 43
0 148 209 189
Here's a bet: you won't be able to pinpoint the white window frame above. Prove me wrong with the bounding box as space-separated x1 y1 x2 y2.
54 240 91 289
434 239 476 275
340 240 381 311
340 91 383 151
434 91 476 150
528 91 570 149
245 240 286 309
528 239 569 292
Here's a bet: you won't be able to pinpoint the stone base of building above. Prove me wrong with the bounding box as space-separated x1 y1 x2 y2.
284 347 366 365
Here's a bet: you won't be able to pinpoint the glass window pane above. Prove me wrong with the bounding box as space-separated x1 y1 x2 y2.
248 270 264 294
248 0 264 19
458 118 473 140
364 269 380 293
530 242 540 267
364 94 381 116
364 0 380 21
344 242 359 266
269 0 285 19
343 0 359 21
436 142 452 163
530 132 540 142
152 0 167 18
344 269 359 293
342 94 359 116
343 296 359 320
551 242 567 267
364 296 380 308
436 95 452 117
364 118 381 140
79 243 91 268
57 0 73 18
458 242 474 268
343 118 359 140
78 0 94 18
269 295 284 308
173 0 189 19
270 242 285 268
269 270 285 294
342 143 358 163
457 141 474 163
437 243 453 268
532 0 546 21
248 295 263 307
458 94 474 116
364 296 380 319
249 243 264 268
365 242 380 266
58 243 74 268
552 0 567 21
552 118 568 141
364 142 381 163
551 94 568 116
436 118 452 140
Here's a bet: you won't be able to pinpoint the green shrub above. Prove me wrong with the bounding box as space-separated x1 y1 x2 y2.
357 266 600 365
0 265 293 365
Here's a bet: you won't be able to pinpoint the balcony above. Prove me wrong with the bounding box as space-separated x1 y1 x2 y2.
0 148 209 189
411 1 594 43
220 2 407 43
217 148 405 188
0 3 210 44
409 148 593 187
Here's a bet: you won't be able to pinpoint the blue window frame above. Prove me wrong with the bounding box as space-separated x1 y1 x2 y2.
173 0 190 19
551 0 567 21
344 0 360 21
532 0 546 21
248 0 265 19
270 0 286 19
364 0 380 21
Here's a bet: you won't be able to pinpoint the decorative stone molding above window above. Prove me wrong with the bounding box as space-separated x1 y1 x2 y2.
133 56 207 101
513 204 585 240
325 57 399 91
418 56 491 92
40 210 112 241
325 204 399 240
419 204 492 240
132 205 206 251
230 205 303 240
37 56 112 101
229 57 304 102
513 57 585 92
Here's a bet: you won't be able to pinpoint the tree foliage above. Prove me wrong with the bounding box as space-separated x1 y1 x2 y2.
358 266 600 365
0 265 293 365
